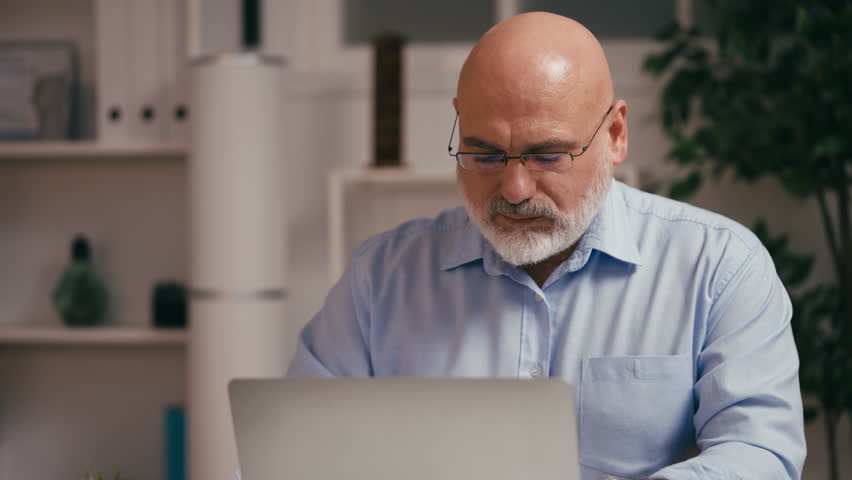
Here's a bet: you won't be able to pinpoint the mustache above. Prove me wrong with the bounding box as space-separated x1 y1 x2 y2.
487 196 559 219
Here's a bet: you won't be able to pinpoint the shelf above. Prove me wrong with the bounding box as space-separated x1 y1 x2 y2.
0 326 188 346
328 167 464 284
0 141 188 161
331 167 456 187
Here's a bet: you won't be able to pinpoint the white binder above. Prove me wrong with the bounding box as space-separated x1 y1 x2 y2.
127 0 164 143
96 0 192 145
161 0 190 143
95 0 131 144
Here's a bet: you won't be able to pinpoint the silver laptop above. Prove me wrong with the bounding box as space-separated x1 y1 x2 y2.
229 378 580 480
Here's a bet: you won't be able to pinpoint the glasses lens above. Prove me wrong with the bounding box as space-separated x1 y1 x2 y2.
459 153 505 171
525 153 573 171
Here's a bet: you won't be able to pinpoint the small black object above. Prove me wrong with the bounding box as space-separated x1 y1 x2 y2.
152 281 187 328
242 0 261 49
142 106 155 121
372 33 405 167
108 107 121 122
175 105 188 121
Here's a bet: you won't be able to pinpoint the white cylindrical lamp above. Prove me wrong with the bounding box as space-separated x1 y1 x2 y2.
187 52 288 480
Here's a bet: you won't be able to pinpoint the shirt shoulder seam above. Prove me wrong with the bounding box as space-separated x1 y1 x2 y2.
623 196 756 249
711 241 761 304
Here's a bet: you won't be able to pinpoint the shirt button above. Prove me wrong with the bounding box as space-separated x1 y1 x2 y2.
529 364 542 377
535 294 543 302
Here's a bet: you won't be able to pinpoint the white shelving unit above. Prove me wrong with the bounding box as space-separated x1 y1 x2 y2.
0 326 187 346
328 168 462 284
0 2 193 479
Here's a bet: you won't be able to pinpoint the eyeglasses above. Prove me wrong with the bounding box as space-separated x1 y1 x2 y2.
447 102 614 173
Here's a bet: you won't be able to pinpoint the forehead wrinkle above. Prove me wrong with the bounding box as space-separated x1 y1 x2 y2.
523 138 580 152
457 94 591 154
464 132 581 154
462 135 580 157
462 136 504 151
505 116 585 152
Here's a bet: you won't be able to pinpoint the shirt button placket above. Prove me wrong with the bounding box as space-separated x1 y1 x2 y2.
524 290 548 379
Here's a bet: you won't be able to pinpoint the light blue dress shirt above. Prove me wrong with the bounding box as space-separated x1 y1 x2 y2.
288 180 806 480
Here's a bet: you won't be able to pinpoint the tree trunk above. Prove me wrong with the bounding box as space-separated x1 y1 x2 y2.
825 410 839 480
849 413 852 478
835 182 851 347
817 185 851 351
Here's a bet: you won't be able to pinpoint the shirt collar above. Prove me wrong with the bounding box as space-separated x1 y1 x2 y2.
439 217 490 271
439 180 643 272
566 179 643 270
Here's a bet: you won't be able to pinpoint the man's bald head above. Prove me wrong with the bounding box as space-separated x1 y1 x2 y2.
453 12 629 273
456 12 613 118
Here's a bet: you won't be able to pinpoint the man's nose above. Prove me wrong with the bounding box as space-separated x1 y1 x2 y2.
499 159 537 204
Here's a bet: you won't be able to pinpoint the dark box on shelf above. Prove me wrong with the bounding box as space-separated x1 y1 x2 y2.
152 282 187 328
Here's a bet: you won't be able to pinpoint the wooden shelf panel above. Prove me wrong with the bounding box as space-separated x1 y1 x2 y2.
0 142 188 161
331 167 456 186
0 326 188 346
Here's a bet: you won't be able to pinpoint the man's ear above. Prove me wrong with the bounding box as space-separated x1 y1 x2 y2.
608 99 628 165
452 97 459 113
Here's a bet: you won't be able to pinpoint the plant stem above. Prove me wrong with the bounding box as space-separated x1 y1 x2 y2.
825 410 839 480
835 179 852 346
839 180 851 262
837 186 851 269
817 188 842 281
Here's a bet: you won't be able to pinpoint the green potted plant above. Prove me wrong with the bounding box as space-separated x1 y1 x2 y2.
643 1 851 479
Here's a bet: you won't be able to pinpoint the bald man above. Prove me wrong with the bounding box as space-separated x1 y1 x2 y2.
289 12 805 480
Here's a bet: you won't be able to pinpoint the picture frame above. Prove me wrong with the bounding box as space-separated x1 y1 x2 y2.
0 41 78 140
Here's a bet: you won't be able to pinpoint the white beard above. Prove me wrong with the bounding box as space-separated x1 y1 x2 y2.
461 151 613 267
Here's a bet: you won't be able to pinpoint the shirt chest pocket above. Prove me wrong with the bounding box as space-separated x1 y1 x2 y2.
579 354 695 478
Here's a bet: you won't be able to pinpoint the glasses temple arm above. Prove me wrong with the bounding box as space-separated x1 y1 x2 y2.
448 112 459 154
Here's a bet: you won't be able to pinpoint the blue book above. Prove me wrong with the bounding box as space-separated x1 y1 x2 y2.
163 405 186 480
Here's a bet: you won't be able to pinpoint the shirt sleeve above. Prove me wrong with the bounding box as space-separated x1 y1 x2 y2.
651 244 806 480
287 255 374 377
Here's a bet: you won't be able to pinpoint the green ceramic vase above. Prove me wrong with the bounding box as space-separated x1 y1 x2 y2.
52 235 108 327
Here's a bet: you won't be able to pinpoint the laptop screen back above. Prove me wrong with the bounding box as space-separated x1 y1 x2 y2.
229 378 580 480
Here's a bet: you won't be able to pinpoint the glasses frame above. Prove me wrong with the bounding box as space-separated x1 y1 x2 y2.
447 102 615 172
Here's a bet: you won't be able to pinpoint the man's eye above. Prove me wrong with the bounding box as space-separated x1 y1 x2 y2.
529 153 566 164
472 154 504 164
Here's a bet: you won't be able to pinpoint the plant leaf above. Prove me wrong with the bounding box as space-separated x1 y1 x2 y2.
668 171 703 201
654 21 682 42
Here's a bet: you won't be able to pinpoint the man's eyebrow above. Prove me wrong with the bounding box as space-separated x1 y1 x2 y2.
522 139 580 152
462 136 582 152
462 137 503 151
